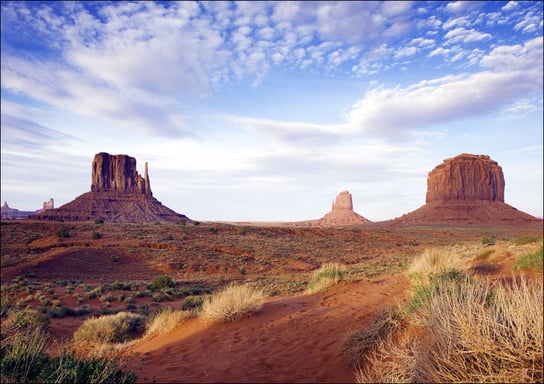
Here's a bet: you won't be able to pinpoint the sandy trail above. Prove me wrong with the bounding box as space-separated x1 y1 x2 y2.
127 275 410 383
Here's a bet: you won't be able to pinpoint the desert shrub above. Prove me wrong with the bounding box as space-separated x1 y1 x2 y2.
55 225 70 238
149 274 175 291
357 276 543 383
0 327 136 383
480 236 495 245
94 217 105 225
181 295 205 311
473 249 495 261
92 231 102 240
7 309 49 332
341 306 405 366
305 263 345 294
512 235 541 245
405 268 469 316
200 284 264 323
73 312 145 345
144 307 193 338
110 281 132 291
0 327 51 383
513 245 543 273
47 306 77 318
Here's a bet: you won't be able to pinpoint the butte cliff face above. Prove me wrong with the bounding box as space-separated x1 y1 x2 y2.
318 191 371 226
391 153 541 227
91 153 152 195
32 153 190 223
426 154 504 203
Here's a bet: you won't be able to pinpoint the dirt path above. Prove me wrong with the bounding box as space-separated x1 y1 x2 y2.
126 275 411 383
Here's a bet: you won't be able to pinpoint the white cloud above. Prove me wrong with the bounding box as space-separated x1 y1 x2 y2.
444 27 492 44
347 38 542 137
502 1 518 12
394 46 418 59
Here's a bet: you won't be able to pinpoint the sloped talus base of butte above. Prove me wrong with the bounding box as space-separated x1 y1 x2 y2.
31 192 190 223
389 200 542 227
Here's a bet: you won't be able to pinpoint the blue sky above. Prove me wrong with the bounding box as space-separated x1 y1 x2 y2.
1 1 542 221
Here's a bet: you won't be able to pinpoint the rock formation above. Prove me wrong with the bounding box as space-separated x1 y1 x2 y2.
390 153 541 227
91 153 152 195
426 154 504 203
1 202 35 220
318 191 371 226
31 153 190 223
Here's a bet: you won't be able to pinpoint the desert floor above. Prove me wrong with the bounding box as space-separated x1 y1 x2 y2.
1 220 542 382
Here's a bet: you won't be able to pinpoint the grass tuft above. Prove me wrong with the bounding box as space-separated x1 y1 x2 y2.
305 263 345 294
357 247 543 383
144 307 193 338
73 312 145 345
200 284 264 323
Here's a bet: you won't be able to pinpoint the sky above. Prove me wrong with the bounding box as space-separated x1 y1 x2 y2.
1 1 543 222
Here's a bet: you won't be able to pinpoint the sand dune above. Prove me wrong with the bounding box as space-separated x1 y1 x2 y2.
126 276 410 383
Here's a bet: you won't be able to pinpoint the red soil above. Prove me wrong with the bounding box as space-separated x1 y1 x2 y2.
125 276 410 383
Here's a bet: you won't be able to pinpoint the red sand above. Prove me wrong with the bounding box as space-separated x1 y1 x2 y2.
126 276 410 383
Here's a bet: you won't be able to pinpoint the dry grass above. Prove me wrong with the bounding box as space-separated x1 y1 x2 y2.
200 283 264 323
144 307 193 338
73 312 145 345
407 247 464 280
341 306 405 366
305 263 345 294
357 276 543 383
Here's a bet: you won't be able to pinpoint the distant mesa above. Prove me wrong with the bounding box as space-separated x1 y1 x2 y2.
31 152 190 224
1 201 35 220
318 191 371 226
391 153 542 226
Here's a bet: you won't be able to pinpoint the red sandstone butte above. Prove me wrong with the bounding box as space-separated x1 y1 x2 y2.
31 153 190 223
318 191 371 226
391 153 541 227
426 154 504 203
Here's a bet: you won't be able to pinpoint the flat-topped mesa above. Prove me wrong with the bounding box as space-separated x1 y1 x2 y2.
91 152 152 196
426 153 505 203
332 190 353 211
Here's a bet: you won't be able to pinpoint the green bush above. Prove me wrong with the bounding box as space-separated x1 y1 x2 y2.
149 274 175 291
92 231 102 240
55 225 70 238
181 295 205 311
513 245 543 273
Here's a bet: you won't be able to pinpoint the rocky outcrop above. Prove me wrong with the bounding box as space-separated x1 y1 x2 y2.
390 154 541 227
1 202 35 220
318 191 371 226
91 153 152 195
31 153 190 223
426 154 504 203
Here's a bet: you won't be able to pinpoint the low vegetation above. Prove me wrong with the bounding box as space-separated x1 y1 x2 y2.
354 247 543 383
305 263 345 294
73 312 145 345
144 307 193 338
200 283 264 323
513 244 543 273
1 307 136 383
